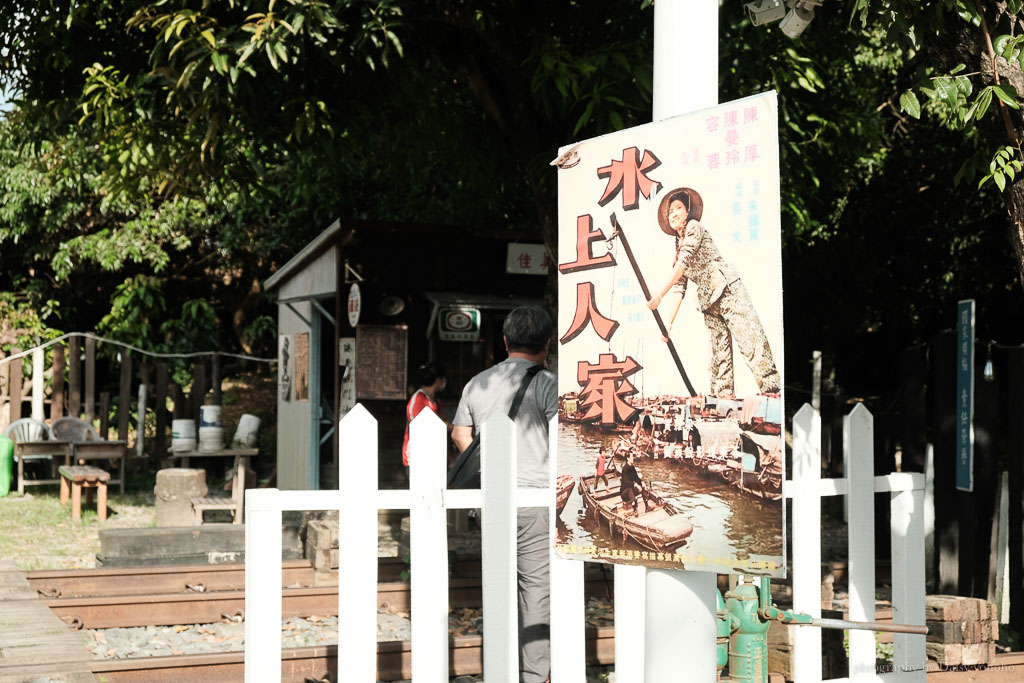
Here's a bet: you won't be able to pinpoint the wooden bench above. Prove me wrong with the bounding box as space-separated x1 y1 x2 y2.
59 465 110 522
191 458 248 525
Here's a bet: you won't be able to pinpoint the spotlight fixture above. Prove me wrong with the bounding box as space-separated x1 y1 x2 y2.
745 0 786 26
747 0 824 39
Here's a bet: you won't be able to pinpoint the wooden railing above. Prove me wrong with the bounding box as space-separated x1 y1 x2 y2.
0 332 273 456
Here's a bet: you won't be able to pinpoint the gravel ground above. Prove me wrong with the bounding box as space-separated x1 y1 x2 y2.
79 599 616 682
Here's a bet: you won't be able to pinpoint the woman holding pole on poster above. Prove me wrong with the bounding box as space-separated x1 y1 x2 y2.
646 187 780 396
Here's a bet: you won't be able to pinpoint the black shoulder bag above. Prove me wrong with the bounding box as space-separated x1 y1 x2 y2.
446 364 543 489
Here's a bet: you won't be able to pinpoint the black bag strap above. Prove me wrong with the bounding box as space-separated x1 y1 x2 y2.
507 364 543 420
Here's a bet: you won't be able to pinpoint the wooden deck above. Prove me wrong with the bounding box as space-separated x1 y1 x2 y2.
0 560 97 682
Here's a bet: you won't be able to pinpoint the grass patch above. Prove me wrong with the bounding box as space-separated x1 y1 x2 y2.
0 488 155 571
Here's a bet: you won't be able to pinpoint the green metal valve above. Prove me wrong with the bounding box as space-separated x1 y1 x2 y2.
714 576 928 682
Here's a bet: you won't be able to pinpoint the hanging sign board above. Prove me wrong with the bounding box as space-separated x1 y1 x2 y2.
339 337 357 417
506 243 551 275
278 334 294 403
438 307 481 342
956 299 975 492
347 284 362 328
554 91 786 578
355 324 408 400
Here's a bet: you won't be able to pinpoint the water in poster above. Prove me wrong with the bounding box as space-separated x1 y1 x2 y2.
554 92 786 578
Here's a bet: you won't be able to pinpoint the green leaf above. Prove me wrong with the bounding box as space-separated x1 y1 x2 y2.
273 41 288 65
993 84 1020 109
977 88 993 119
994 34 1012 57
995 170 1006 192
200 29 216 49
237 41 256 66
211 51 228 74
899 90 921 119
933 78 958 102
573 99 596 136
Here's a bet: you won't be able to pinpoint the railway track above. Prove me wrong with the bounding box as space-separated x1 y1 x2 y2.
17 560 613 682
28 558 610 630
12 561 1024 682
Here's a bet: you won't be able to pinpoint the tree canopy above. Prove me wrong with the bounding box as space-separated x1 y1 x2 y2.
1 0 1022 395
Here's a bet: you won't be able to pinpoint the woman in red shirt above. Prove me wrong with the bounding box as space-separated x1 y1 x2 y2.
402 361 447 467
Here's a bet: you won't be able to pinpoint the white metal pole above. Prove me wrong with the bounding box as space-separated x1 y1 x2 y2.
135 383 147 458
646 1 719 681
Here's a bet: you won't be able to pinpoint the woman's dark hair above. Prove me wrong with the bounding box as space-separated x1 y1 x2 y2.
669 191 690 212
413 361 446 387
503 305 554 354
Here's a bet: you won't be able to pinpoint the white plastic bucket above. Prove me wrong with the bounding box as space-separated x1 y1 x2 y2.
198 426 224 452
232 414 261 448
171 419 197 452
199 405 222 428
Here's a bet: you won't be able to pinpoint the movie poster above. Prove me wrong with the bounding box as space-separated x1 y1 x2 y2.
554 92 785 578
278 334 294 403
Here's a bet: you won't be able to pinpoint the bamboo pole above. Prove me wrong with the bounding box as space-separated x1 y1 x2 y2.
609 213 696 396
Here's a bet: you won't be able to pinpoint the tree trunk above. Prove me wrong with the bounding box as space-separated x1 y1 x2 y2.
1007 181 1024 291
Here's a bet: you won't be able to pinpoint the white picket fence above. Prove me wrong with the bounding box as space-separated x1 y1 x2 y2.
244 402 926 682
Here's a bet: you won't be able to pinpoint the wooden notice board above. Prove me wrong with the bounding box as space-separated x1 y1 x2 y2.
355 324 408 400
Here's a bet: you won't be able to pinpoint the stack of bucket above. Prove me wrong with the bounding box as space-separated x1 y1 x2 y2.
198 405 224 452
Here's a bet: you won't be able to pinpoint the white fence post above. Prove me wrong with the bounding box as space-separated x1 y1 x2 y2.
481 414 519 682
615 564 647 683
31 348 44 421
792 404 823 683
549 416 587 682
409 409 450 680
890 478 926 681
337 405 378 682
845 404 876 679
244 488 283 683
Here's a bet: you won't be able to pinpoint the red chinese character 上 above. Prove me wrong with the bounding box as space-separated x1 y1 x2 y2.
558 215 616 274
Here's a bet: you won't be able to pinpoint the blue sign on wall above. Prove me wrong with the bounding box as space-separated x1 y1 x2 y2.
956 299 974 492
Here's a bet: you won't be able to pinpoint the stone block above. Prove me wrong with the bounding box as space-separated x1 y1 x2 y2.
154 468 207 527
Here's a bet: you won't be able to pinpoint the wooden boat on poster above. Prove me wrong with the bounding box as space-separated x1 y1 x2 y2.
555 474 576 514
577 473 694 552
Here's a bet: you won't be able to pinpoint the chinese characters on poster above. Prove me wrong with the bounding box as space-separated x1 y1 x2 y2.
555 92 786 577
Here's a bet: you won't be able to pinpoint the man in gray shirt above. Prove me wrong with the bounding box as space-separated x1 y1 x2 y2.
452 305 557 683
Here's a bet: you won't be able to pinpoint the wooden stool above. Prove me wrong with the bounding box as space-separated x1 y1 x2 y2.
59 465 110 522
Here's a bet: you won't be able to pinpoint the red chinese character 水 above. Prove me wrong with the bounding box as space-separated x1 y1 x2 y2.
596 147 663 210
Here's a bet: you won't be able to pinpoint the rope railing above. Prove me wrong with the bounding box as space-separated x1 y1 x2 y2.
0 332 276 367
